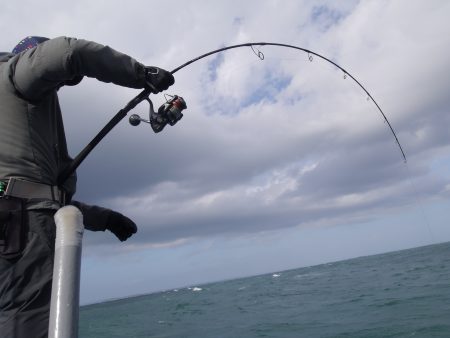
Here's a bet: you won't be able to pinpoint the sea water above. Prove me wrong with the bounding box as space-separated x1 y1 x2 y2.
79 242 450 337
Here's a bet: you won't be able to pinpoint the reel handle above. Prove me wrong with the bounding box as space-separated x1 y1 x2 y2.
129 114 149 126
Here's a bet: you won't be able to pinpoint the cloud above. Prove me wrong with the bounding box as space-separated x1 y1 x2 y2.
2 0 450 253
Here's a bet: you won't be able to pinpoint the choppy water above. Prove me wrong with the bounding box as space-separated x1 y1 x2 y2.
80 242 450 337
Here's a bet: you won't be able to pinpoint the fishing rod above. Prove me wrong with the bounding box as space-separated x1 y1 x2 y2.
58 42 406 185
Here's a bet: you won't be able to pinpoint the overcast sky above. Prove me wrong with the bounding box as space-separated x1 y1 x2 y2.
2 0 450 304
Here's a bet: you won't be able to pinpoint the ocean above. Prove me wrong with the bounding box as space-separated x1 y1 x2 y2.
79 242 450 337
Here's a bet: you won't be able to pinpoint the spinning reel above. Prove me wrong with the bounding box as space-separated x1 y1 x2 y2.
129 94 187 133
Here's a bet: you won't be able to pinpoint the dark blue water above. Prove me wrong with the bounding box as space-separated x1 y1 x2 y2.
80 242 450 337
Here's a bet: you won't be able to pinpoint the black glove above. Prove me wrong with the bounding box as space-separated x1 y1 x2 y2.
106 211 137 242
145 66 174 93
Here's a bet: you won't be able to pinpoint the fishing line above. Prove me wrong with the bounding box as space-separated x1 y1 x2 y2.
404 161 436 245
171 43 431 246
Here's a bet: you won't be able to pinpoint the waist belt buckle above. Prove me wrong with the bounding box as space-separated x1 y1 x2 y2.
0 180 6 197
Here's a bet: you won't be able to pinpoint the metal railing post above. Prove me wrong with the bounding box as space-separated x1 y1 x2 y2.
49 206 84 338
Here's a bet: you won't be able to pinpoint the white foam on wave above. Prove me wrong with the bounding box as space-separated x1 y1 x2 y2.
272 274 281 278
192 287 202 292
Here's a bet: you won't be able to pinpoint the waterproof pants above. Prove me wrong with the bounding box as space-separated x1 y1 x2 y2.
0 209 56 338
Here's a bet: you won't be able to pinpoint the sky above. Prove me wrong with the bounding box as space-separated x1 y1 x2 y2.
2 0 450 305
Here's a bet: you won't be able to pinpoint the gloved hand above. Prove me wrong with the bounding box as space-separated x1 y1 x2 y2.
106 211 138 242
145 66 174 93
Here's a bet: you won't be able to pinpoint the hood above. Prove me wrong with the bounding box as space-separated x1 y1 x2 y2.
0 52 14 62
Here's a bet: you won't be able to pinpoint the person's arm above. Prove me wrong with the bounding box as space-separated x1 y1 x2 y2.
11 36 173 100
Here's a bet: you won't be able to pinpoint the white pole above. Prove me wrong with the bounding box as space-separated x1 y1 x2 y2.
49 206 84 338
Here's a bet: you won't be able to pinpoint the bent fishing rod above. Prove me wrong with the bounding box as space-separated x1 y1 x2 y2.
58 42 406 185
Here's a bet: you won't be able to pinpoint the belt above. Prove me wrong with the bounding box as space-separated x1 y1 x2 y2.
0 177 65 204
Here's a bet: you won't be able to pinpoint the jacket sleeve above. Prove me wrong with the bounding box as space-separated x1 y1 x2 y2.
12 36 148 100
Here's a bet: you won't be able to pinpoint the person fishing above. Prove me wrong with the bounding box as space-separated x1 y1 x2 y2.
0 36 175 338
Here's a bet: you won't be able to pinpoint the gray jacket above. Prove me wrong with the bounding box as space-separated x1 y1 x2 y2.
0 37 147 226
